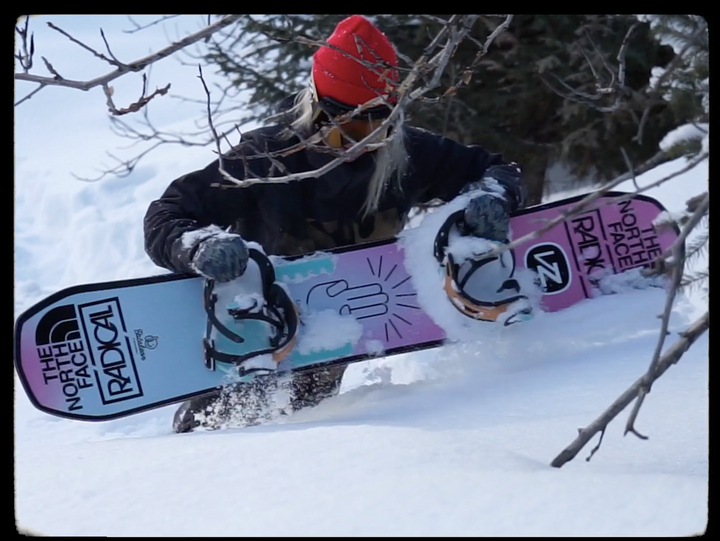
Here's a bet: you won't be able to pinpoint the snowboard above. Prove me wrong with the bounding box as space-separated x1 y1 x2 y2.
14 191 677 421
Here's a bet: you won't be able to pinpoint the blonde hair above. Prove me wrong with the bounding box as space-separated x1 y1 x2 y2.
275 87 408 218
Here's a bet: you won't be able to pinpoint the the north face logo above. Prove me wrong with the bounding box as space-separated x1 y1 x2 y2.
36 304 81 345
525 243 572 294
34 299 143 409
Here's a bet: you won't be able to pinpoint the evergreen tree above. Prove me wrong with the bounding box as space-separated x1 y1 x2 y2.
642 15 708 299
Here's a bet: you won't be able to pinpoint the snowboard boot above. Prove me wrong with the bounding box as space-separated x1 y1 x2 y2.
172 373 282 433
287 364 348 412
172 389 224 434
172 365 348 433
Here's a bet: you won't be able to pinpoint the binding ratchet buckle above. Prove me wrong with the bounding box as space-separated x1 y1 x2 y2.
202 249 299 375
433 210 532 326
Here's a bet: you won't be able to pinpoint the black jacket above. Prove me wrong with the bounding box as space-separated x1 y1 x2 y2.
144 124 507 274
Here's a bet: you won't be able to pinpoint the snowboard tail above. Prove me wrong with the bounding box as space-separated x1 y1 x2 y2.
14 192 677 421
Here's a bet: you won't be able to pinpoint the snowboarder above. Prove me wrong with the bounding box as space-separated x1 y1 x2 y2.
144 14 527 433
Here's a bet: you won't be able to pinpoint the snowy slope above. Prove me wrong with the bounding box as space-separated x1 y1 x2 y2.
14 16 708 536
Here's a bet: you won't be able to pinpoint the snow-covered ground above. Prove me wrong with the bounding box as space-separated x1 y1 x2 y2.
15 16 708 536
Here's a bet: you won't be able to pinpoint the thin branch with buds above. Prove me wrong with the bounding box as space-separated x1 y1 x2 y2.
102 74 171 116
14 15 243 107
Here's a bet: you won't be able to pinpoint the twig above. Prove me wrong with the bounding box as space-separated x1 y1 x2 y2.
641 192 709 275
123 15 180 34
102 75 171 116
41 56 62 79
197 64 235 184
634 21 707 144
46 22 125 68
541 20 638 115
584 427 606 462
623 238 684 440
71 142 165 182
581 26 616 91
15 15 243 97
14 84 46 107
550 311 709 468
619 146 639 191
529 150 707 259
15 15 34 72
611 152 708 202
616 23 639 89
99 28 124 65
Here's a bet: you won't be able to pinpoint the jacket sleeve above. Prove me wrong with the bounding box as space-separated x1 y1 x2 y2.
403 126 508 205
143 156 258 275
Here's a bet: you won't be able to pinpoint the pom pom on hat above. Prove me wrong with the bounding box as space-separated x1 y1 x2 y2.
312 15 399 108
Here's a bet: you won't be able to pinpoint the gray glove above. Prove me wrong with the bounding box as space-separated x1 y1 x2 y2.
461 163 526 242
463 194 511 242
191 232 249 283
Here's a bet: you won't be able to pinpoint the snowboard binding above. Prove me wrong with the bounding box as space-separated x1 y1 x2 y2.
433 210 533 326
202 249 299 376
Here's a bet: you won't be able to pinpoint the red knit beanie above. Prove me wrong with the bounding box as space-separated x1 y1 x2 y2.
312 15 399 107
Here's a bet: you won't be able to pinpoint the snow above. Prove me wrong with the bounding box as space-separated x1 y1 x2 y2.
180 225 238 250
14 16 708 536
659 122 709 151
295 309 364 354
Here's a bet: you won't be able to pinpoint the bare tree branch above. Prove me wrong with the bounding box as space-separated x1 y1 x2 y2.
14 84 46 107
634 20 707 144
14 15 243 104
19 15 514 193
15 15 34 72
550 310 709 467
609 152 708 202
619 146 640 191
538 21 639 115
616 22 639 90
46 21 125 68
581 25 617 92
623 238 684 440
102 75 171 116
444 15 513 96
198 64 238 186
70 142 165 182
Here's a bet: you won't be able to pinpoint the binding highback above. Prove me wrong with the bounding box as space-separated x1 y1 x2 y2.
433 210 531 326
202 249 298 376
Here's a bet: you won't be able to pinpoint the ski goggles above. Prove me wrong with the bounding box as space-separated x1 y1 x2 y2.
319 117 391 149
310 76 393 148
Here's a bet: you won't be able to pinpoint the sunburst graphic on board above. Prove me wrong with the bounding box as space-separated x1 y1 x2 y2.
304 254 421 344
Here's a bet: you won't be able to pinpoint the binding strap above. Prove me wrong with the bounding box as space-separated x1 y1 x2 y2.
202 249 299 375
433 210 529 324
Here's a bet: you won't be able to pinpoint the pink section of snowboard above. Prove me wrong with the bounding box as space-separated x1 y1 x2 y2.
510 195 675 312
